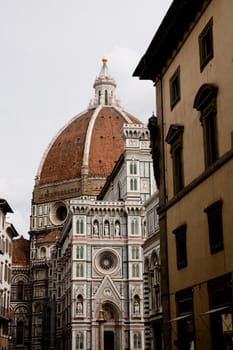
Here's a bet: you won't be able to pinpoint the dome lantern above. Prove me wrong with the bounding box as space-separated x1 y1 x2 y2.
89 57 120 109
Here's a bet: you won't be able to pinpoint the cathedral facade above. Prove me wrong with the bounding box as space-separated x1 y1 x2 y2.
10 58 156 350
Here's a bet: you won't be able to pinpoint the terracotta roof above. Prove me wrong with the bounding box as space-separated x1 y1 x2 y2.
39 111 92 184
38 229 61 243
33 59 142 203
12 236 30 266
37 106 140 185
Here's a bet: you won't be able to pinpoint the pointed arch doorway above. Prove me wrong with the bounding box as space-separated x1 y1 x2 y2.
102 302 120 350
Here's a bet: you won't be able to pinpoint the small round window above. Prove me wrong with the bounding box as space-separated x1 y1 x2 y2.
50 201 68 225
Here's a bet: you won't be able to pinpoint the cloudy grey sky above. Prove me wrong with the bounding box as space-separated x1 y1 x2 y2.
0 0 172 236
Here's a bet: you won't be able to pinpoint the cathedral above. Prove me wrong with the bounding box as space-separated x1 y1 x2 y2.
10 58 156 350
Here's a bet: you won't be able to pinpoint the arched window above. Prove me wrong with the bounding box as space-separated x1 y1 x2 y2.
17 281 24 301
130 178 138 191
130 161 137 175
132 246 139 259
40 247 46 258
76 219 84 234
76 332 84 349
98 91 101 104
105 90 108 105
76 263 84 277
133 332 141 348
130 179 134 191
132 263 140 278
16 320 24 345
131 218 139 235
76 246 84 259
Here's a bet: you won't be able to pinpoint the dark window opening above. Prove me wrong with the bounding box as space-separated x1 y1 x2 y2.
193 83 218 168
204 110 218 166
204 200 224 254
170 67 180 109
173 146 184 193
208 274 232 350
175 288 194 350
199 18 213 71
105 90 108 105
17 281 24 301
173 224 187 269
16 320 24 345
166 124 184 195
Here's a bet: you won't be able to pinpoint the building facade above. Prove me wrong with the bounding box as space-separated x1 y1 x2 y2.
143 190 162 350
10 236 31 350
53 121 155 350
0 199 18 349
134 0 233 349
11 58 156 350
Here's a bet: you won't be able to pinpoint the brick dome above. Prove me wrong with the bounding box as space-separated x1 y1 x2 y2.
37 107 139 185
33 58 141 203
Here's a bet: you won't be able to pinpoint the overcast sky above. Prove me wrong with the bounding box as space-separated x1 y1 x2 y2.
0 0 172 236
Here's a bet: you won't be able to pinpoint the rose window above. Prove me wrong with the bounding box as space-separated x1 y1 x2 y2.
95 249 120 274
99 254 115 270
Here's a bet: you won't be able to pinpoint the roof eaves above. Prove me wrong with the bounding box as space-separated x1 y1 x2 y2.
133 0 210 80
0 199 13 213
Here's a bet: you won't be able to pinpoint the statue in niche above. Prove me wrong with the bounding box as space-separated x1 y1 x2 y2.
115 222 120 236
134 299 140 313
76 301 83 314
104 221 110 236
93 221 99 235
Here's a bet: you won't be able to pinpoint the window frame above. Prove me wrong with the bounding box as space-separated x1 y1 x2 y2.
204 200 224 254
173 224 187 270
202 105 218 167
76 332 84 349
132 263 140 278
169 66 181 109
193 83 218 168
76 246 84 260
76 263 84 278
76 218 84 234
133 332 142 349
130 161 137 175
199 18 214 71
166 124 184 195
130 178 138 191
